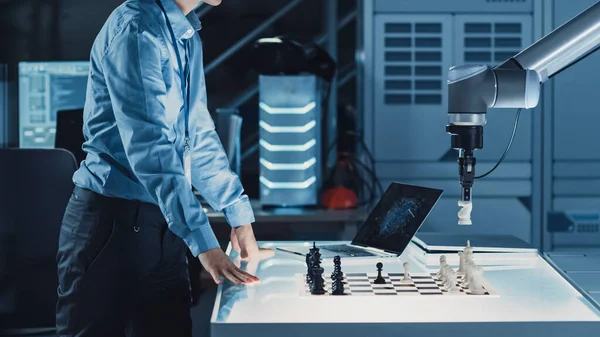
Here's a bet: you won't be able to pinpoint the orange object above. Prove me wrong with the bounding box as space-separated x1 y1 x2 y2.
321 186 358 209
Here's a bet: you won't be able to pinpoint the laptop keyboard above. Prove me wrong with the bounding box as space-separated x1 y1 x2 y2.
322 244 378 257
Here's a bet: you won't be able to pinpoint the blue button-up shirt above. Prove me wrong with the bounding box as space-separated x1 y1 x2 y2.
73 0 254 257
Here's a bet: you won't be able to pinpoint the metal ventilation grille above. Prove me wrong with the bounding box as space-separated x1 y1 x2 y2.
383 22 444 106
577 223 600 233
463 22 523 64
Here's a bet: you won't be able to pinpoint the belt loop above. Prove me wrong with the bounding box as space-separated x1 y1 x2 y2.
133 201 141 233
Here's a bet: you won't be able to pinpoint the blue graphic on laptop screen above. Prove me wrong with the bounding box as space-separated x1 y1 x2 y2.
379 198 421 238
352 183 442 254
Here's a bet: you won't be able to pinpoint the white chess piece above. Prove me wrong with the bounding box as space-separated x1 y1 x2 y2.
464 240 474 260
444 271 460 292
458 251 466 273
462 262 473 287
401 262 412 284
436 256 447 280
468 265 486 295
458 200 472 225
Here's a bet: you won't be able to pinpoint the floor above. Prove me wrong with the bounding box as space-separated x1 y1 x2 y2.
546 248 600 305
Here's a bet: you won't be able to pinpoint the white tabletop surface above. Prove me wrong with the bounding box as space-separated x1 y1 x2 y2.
211 241 600 337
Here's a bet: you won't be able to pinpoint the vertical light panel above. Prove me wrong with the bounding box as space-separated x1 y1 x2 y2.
258 75 321 207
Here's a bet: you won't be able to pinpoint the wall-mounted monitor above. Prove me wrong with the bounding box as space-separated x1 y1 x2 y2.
19 62 89 148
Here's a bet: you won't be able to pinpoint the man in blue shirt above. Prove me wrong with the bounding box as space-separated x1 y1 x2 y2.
56 0 272 335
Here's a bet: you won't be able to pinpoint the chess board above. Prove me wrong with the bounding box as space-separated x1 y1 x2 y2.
297 272 498 296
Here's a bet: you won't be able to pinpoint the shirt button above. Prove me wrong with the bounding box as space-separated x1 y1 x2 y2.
187 28 193 35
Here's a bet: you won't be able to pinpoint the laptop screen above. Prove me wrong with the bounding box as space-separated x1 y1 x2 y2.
352 182 443 255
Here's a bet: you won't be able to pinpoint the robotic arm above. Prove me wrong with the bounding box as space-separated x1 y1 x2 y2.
447 1 600 224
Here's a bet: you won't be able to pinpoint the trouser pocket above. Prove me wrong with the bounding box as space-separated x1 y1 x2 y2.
57 194 116 282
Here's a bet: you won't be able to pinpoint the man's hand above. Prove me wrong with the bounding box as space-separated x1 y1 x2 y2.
197 248 260 285
230 224 274 260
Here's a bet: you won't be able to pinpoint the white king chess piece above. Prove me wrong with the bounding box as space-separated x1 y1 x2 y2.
468 265 486 295
458 200 472 225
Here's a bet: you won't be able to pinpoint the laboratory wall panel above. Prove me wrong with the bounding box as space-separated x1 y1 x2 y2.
549 0 600 249
374 0 533 13
372 13 453 162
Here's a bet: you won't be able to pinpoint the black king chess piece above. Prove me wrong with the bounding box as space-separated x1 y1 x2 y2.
310 266 326 295
306 242 320 284
374 262 386 284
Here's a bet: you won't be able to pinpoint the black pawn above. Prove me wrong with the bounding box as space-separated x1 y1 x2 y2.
332 273 345 295
374 262 386 284
331 255 343 279
310 266 326 295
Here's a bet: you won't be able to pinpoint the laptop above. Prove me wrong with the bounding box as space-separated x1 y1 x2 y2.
278 182 444 259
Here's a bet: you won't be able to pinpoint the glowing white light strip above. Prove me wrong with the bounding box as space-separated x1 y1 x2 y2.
259 139 316 152
260 157 316 170
259 101 316 115
24 131 34 137
257 37 283 43
259 176 317 189
259 120 316 133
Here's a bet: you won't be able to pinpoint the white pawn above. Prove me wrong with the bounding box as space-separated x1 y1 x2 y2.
401 262 412 284
468 265 486 295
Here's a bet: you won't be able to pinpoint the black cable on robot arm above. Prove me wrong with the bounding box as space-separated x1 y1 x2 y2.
474 108 522 180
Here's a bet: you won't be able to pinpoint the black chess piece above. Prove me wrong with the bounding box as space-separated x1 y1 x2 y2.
331 255 344 280
311 248 322 269
374 262 386 284
306 253 313 284
309 241 319 257
331 272 345 295
310 266 326 295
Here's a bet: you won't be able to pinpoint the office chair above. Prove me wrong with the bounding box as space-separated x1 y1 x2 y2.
55 108 85 166
0 149 77 336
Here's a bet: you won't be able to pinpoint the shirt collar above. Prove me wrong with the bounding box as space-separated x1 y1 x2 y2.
158 0 202 40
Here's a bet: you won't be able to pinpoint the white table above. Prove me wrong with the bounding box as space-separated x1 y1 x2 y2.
211 241 600 337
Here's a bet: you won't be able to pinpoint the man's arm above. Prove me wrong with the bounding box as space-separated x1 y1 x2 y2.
101 20 217 257
189 127 255 227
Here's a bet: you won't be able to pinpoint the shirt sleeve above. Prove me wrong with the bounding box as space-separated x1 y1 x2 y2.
190 127 255 228
188 41 254 227
101 20 219 257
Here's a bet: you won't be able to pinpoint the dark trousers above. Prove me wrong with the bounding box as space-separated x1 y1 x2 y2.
56 187 192 337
